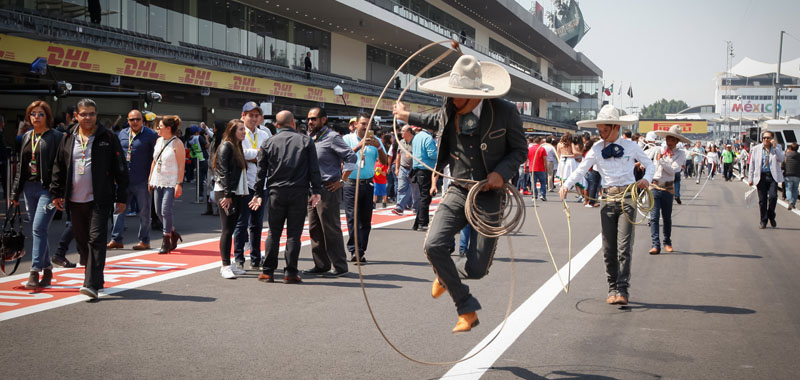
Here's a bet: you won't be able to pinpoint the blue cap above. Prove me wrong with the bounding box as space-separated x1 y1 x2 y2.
188 125 201 134
242 101 262 114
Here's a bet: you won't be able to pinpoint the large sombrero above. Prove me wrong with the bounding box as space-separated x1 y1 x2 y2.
654 124 691 144
418 55 511 99
576 104 637 127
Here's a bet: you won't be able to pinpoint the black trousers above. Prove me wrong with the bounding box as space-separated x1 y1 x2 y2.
308 185 348 273
343 181 374 258
263 188 308 276
723 162 733 181
215 191 241 266
757 172 778 225
414 169 433 227
68 201 112 290
424 186 501 315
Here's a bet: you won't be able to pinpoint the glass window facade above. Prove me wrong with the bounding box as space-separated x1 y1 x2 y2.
489 38 539 77
366 45 447 90
6 0 332 72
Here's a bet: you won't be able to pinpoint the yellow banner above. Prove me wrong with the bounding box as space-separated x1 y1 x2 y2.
638 120 708 134
0 34 431 113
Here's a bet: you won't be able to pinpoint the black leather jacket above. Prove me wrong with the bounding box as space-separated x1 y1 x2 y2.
11 128 64 201
213 141 244 198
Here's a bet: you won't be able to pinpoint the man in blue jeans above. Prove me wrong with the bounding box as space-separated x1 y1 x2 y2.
648 125 688 255
108 109 158 250
393 125 415 215
234 101 272 270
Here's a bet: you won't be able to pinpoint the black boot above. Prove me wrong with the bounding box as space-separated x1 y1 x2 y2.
40 268 53 287
25 271 39 289
170 230 183 251
159 234 171 254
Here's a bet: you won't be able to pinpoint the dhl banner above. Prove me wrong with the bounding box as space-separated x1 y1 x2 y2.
0 34 431 113
638 120 708 134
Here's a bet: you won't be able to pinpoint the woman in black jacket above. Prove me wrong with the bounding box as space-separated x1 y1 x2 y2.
213 119 247 279
11 101 64 289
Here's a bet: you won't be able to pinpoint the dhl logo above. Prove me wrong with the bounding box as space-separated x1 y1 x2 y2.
0 50 14 60
359 96 375 108
46 46 99 71
228 76 259 93
179 68 217 87
305 87 325 102
116 58 165 80
271 82 295 98
380 99 394 110
334 93 351 105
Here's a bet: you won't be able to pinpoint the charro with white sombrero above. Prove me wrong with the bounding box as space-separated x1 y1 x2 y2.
647 124 688 256
393 55 527 333
560 104 655 306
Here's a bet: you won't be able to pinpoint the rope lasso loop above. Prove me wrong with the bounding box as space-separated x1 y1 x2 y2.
350 39 523 366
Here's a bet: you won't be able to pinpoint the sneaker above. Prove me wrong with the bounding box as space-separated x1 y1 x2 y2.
249 258 262 270
79 286 99 299
391 209 403 216
231 263 247 275
584 204 593 208
220 265 236 279
52 255 77 268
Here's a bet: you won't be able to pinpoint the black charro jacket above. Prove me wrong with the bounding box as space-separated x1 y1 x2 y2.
11 128 64 201
50 123 128 205
408 98 528 182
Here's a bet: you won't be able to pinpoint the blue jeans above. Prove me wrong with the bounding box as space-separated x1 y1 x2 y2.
673 172 681 199
532 171 547 199
587 170 601 206
649 188 673 250
233 188 267 264
459 224 478 255
153 187 175 235
395 166 412 211
111 182 151 244
22 182 57 271
785 176 800 206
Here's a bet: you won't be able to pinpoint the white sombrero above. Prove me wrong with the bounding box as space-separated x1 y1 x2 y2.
654 124 691 144
418 55 511 99
576 104 637 127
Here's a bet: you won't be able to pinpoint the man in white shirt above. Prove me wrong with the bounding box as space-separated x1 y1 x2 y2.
233 101 272 270
543 136 558 191
560 105 654 306
648 125 688 255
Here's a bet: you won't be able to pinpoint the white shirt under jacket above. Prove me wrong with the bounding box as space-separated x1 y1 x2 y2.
563 138 654 189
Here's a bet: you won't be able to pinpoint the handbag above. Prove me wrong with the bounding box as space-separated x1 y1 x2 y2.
1 205 26 275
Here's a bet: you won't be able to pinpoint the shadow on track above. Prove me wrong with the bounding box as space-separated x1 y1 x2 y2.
451 364 661 380
662 251 762 259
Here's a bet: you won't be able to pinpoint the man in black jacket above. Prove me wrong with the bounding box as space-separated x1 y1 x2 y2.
249 110 322 284
393 55 527 333
51 99 129 299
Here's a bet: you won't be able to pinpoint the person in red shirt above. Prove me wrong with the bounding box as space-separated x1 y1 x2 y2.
373 161 389 208
528 136 548 201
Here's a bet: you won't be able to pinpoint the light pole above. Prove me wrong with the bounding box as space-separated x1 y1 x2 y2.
737 95 742 142
773 31 785 119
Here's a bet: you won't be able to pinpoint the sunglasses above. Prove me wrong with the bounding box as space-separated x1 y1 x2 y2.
29 112 46 118
762 136 773 140
307 117 320 121
128 118 142 122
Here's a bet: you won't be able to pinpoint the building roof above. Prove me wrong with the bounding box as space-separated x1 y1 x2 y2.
730 57 800 79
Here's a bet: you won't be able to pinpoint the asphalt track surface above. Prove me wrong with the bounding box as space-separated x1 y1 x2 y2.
2 177 799 379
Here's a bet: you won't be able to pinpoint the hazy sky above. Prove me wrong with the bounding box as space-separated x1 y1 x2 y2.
515 0 800 111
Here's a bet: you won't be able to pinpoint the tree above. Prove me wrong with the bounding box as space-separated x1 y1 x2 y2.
640 99 689 119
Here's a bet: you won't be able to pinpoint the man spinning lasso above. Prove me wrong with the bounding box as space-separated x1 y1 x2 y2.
394 55 527 333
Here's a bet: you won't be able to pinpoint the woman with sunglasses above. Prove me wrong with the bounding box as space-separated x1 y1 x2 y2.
147 115 185 254
213 119 248 279
10 101 64 288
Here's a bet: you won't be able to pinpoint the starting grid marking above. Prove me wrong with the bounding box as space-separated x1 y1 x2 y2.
0 201 439 321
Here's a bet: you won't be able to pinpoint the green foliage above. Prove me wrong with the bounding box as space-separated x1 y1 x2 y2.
640 99 689 119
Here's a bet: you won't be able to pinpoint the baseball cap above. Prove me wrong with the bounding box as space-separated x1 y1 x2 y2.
349 117 357 124
242 101 262 114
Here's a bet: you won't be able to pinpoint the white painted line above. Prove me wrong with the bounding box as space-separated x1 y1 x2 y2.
441 234 603 380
